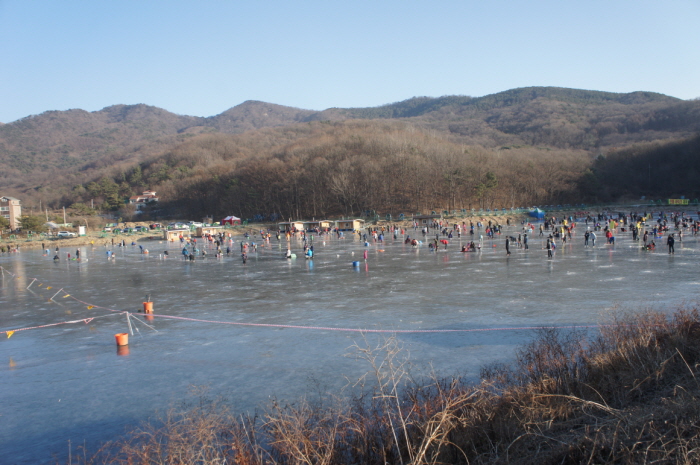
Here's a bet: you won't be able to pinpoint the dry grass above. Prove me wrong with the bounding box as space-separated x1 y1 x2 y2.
74 307 700 465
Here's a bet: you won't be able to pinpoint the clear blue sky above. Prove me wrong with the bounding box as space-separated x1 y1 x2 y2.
1 0 698 123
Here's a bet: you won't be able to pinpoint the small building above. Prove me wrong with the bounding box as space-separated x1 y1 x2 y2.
335 219 365 231
277 221 305 232
412 214 442 226
129 191 159 211
0 196 21 229
302 220 323 231
163 228 191 242
196 226 224 237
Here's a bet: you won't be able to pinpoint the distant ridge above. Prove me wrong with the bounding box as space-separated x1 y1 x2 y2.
207 100 316 133
6 86 683 127
1 86 698 204
335 87 680 119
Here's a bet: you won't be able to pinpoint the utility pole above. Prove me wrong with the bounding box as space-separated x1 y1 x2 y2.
63 206 66 225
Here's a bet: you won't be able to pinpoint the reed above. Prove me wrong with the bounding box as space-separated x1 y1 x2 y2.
76 306 700 464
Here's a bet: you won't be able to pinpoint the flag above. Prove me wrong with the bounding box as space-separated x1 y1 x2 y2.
7 331 14 338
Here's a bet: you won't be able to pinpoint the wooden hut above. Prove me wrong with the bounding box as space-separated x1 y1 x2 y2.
163 229 191 242
335 219 365 231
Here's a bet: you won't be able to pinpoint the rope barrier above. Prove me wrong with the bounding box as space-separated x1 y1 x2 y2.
1 313 124 336
0 265 608 337
138 312 606 334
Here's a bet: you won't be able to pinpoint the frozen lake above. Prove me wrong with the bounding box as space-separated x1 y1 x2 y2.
1 220 699 463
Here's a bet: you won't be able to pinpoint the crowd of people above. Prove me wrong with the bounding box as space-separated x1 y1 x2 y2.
5 210 698 265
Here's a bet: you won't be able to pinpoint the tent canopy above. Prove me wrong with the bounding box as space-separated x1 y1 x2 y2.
221 215 241 225
528 208 545 219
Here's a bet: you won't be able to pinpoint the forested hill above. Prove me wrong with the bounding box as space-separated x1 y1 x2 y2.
337 87 681 119
360 87 699 150
1 86 699 213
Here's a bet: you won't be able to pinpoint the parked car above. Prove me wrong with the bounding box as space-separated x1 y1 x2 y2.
134 225 146 232
149 223 162 230
57 231 77 238
103 227 112 232
112 228 122 234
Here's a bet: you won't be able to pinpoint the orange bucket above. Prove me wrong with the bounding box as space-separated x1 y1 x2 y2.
115 333 129 346
143 301 153 313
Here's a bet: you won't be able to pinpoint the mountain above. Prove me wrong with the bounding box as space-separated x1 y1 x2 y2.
0 104 200 177
206 100 317 132
1 87 699 209
346 88 697 149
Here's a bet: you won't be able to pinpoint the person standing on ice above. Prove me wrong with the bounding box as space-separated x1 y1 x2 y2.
667 234 675 254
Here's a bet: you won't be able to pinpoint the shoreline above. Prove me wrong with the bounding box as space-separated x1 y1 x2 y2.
2 206 692 251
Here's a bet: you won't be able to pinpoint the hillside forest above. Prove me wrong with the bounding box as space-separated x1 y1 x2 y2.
2 87 699 222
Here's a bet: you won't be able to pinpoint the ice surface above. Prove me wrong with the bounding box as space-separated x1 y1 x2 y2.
1 224 697 463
